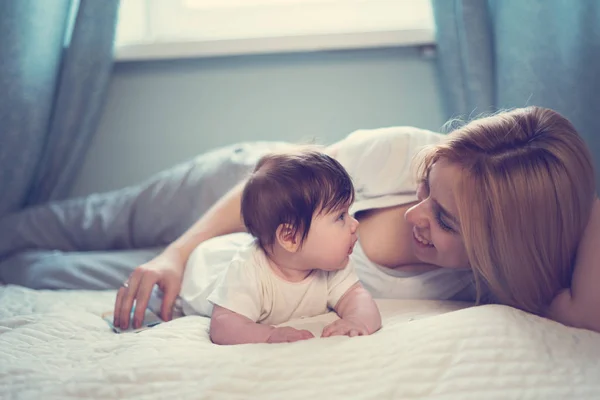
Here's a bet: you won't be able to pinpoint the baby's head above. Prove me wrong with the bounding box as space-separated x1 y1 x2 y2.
242 147 356 264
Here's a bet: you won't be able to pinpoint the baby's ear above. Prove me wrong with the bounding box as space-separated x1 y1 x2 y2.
275 224 300 252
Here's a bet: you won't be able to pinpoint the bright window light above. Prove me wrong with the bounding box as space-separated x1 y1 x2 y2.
115 0 435 60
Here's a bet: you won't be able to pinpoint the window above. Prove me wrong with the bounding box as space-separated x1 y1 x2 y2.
115 0 435 61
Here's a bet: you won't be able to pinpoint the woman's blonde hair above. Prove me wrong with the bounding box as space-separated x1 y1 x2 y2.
416 107 596 315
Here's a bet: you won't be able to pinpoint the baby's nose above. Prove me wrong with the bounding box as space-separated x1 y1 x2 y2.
350 216 359 232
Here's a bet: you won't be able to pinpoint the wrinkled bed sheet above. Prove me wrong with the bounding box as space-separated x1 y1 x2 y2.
2 285 600 400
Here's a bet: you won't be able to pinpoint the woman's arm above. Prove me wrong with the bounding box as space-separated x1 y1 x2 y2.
168 180 247 265
114 180 247 330
548 198 600 332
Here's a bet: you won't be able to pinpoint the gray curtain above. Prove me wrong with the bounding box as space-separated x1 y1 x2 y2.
433 0 600 187
0 0 119 218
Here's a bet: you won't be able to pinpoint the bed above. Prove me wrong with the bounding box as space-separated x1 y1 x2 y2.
2 284 600 399
1 135 600 399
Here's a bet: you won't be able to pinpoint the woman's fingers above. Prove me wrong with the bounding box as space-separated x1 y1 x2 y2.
117 270 143 330
159 278 181 322
131 273 158 329
112 259 184 330
113 286 126 327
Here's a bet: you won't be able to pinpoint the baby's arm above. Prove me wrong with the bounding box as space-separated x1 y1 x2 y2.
209 305 314 345
322 283 382 337
548 198 600 332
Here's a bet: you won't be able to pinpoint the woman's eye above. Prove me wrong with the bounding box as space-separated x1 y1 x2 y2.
436 213 454 232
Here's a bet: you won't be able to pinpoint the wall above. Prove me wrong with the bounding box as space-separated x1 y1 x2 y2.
70 46 445 197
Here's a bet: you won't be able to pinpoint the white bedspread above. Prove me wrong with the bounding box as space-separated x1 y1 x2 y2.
1 284 600 400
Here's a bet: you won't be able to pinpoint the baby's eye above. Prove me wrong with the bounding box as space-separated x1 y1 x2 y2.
337 212 346 221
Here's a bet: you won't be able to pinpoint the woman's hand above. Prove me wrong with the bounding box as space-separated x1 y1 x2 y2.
111 177 254 331
113 251 184 330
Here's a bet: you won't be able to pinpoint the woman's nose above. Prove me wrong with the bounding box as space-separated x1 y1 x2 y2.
404 202 428 228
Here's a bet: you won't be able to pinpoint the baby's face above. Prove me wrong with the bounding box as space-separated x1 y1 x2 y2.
297 205 359 271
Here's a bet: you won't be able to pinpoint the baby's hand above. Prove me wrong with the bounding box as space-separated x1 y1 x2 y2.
267 327 314 343
321 318 369 338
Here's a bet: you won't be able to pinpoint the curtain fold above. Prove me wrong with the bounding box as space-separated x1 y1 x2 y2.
433 0 600 186
0 0 119 217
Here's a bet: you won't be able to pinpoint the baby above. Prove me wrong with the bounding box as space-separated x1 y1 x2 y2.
168 148 381 344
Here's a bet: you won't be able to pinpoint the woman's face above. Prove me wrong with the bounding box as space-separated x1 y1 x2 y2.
404 159 470 269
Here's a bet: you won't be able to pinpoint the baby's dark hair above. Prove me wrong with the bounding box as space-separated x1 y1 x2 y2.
241 147 354 251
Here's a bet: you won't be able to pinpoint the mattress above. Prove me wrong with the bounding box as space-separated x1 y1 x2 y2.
2 284 599 399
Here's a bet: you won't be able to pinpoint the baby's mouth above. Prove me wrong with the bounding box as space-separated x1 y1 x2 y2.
348 239 357 254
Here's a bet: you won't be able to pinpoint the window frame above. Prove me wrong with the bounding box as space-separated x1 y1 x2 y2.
114 0 436 61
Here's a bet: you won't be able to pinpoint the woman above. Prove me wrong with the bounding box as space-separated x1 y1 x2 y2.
113 106 600 333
